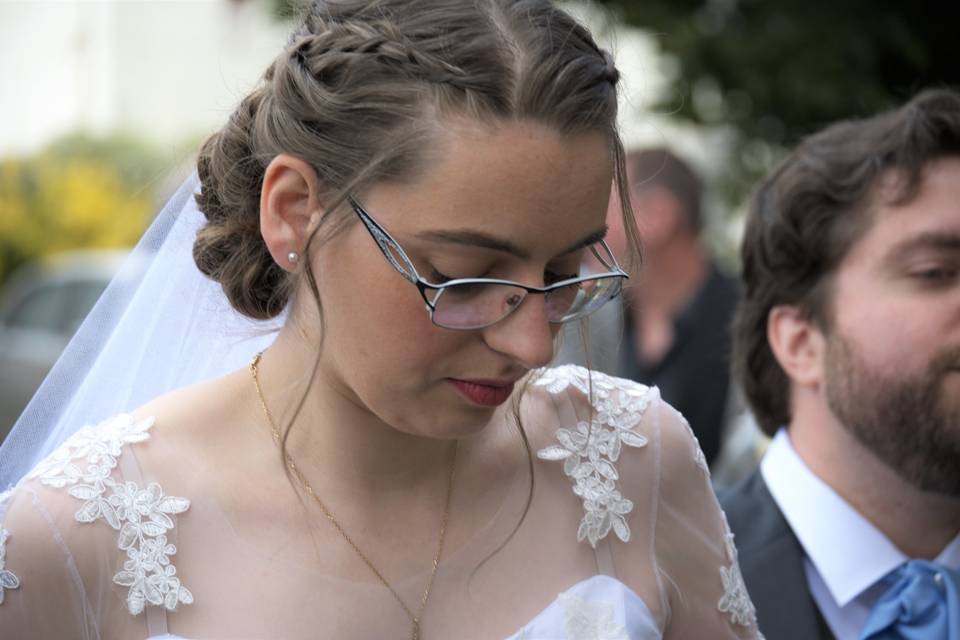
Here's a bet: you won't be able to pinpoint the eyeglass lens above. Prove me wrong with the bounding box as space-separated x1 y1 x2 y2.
431 276 621 329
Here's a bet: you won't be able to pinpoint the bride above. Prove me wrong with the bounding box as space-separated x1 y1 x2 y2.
0 1 760 638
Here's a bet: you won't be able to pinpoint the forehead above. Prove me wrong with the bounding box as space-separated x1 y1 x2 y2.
362 119 614 254
840 157 960 268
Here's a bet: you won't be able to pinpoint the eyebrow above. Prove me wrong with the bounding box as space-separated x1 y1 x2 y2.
886 231 960 262
415 226 609 259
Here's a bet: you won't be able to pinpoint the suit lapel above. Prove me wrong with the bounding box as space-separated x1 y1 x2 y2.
722 470 835 640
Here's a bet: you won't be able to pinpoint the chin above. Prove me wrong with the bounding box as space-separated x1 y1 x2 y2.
449 410 501 439
433 403 505 440
383 383 510 439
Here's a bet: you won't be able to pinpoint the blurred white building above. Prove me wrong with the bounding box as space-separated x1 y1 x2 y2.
0 0 726 174
0 0 290 156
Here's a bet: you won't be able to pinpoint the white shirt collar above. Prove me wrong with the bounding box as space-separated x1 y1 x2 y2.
759 430 960 607
935 528 960 566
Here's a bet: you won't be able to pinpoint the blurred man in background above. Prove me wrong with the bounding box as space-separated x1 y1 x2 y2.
721 89 960 640
560 147 742 469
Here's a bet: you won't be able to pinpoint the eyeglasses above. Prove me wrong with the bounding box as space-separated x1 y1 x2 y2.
348 196 628 330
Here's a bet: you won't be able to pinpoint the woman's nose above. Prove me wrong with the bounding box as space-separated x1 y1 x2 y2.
481 293 556 370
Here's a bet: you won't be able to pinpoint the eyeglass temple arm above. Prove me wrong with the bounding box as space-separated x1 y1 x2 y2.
348 197 420 283
591 239 627 275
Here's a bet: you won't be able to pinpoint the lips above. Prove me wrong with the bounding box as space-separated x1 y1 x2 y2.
449 378 517 407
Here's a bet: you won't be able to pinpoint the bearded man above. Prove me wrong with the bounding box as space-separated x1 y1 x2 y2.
720 88 960 640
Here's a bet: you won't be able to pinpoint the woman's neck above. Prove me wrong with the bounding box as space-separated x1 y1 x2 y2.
250 327 460 498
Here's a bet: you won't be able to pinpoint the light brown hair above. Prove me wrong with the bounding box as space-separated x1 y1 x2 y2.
193 0 636 319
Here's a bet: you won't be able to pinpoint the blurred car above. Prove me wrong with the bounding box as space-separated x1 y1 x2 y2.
0 250 127 444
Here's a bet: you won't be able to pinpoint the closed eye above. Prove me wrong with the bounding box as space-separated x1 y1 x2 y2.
911 267 958 283
429 268 454 284
431 268 579 288
429 268 491 284
545 271 579 286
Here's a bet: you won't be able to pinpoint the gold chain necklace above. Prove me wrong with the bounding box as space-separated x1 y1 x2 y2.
250 352 456 640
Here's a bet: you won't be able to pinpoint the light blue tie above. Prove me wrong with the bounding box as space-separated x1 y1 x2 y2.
860 559 960 640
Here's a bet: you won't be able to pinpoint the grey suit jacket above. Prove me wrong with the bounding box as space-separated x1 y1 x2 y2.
719 469 835 640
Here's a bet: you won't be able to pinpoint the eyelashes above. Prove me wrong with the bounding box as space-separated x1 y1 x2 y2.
545 272 578 285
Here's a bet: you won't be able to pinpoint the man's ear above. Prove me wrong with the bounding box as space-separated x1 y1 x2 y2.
767 304 826 388
260 154 325 271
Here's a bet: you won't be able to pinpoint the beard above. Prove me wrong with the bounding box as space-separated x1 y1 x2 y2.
824 333 960 497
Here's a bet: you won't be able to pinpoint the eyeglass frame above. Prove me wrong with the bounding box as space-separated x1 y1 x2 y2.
346 195 629 330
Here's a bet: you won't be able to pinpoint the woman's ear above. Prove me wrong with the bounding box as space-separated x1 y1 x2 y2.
260 154 325 271
767 304 826 388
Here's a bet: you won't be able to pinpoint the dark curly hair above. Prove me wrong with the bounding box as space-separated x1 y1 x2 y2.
733 88 960 436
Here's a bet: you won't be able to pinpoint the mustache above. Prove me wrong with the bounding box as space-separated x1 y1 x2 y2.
929 345 960 377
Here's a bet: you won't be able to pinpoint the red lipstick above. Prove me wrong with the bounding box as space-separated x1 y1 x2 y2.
449 379 516 407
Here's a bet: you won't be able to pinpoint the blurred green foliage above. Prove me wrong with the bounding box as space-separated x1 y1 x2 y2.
267 0 308 19
0 134 166 285
599 0 960 205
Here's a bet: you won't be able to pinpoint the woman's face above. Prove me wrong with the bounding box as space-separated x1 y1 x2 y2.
310 119 614 438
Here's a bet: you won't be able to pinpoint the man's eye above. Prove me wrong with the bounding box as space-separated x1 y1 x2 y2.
911 267 958 283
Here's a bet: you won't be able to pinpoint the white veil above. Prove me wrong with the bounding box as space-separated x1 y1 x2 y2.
0 175 281 490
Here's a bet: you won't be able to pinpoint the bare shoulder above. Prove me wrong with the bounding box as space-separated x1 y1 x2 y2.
133 366 252 443
128 366 264 485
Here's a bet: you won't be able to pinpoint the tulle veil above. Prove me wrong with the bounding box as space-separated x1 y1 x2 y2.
0 175 281 491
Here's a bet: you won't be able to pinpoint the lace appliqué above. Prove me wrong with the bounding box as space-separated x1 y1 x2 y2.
679 416 710 475
534 366 653 548
717 527 757 628
559 591 629 640
0 526 20 603
27 414 193 615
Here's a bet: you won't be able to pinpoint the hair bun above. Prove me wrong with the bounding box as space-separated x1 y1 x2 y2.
601 49 619 85
193 217 290 320
193 90 293 321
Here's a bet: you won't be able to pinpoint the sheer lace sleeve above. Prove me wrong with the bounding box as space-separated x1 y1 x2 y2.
644 401 760 638
531 365 761 639
0 414 188 639
0 481 105 638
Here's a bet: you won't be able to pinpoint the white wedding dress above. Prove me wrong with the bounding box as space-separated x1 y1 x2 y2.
0 365 761 639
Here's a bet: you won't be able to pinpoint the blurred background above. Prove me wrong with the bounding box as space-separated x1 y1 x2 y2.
1 0 958 448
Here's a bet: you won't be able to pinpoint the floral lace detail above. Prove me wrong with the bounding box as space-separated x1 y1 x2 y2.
558 591 629 640
679 416 709 475
717 526 757 628
27 414 193 615
0 526 20 604
534 366 653 547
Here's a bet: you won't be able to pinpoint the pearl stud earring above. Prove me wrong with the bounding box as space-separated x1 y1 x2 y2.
287 251 299 264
